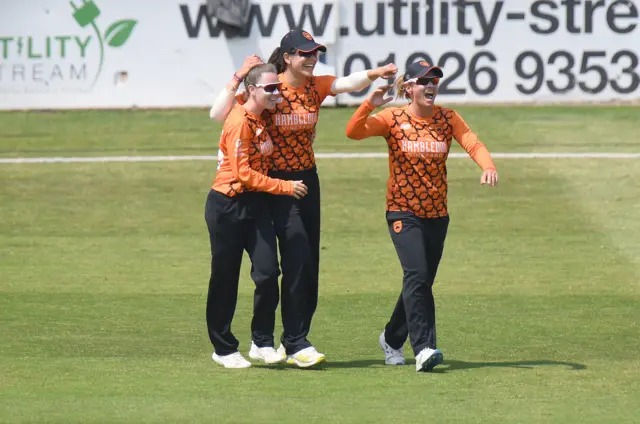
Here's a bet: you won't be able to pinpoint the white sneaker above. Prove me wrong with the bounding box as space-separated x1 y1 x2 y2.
212 351 252 369
415 347 443 372
249 342 286 364
379 331 406 365
286 346 326 368
276 343 286 358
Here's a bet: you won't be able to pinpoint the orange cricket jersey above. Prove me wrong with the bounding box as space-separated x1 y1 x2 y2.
212 104 294 197
346 100 496 218
237 74 336 172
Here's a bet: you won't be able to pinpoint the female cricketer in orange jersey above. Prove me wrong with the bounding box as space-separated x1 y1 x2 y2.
345 61 499 372
210 30 397 368
206 64 308 369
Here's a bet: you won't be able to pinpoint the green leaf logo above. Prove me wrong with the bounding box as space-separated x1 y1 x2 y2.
104 19 137 47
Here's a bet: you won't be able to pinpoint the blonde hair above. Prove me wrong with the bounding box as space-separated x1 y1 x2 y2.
244 63 277 91
394 75 409 100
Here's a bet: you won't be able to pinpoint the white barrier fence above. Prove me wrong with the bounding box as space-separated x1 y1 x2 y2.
1 0 638 109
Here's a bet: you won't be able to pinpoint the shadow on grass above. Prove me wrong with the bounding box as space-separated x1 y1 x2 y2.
312 359 586 371
252 363 329 371
252 360 380 371
435 360 586 373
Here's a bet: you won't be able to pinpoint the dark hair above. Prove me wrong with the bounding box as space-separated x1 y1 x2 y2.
244 63 278 91
268 46 298 74
267 47 286 73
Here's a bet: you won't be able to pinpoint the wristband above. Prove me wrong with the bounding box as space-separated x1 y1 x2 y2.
232 73 243 82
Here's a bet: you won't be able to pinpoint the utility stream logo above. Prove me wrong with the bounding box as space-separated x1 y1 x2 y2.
0 0 137 93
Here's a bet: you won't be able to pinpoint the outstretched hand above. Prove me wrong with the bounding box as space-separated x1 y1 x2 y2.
371 63 399 80
367 85 394 107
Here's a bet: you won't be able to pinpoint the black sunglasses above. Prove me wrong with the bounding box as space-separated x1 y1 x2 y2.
416 76 440 86
296 49 319 58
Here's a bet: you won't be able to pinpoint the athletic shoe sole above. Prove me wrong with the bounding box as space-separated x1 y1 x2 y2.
286 355 326 368
249 351 285 364
418 350 443 372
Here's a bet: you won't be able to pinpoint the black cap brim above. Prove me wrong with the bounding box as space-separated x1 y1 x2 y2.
297 42 327 53
414 66 443 79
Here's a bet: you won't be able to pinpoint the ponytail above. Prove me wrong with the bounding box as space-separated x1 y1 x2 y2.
268 47 286 74
394 75 408 100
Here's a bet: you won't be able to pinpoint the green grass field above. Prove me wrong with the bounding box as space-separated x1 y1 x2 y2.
1 106 639 423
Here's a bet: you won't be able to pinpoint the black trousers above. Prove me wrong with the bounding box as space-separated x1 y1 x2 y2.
266 167 321 355
204 189 280 355
384 211 450 356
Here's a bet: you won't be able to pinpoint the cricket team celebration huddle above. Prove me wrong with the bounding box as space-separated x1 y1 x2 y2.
205 29 498 373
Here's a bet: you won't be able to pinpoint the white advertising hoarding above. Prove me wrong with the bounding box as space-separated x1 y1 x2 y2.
0 0 638 109
0 0 338 109
334 0 640 105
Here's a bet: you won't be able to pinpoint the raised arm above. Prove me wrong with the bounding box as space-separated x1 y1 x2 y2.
331 64 398 95
209 89 238 122
209 55 262 121
345 85 393 140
